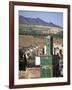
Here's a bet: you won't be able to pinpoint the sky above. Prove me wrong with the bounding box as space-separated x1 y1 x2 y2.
19 10 63 27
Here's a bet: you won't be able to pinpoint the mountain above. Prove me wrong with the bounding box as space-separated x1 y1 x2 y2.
19 15 62 28
19 15 63 36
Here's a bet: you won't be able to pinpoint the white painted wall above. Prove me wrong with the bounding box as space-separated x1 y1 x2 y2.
35 56 40 65
0 0 72 90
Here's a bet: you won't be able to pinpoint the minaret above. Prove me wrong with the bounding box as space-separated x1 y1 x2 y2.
45 35 53 55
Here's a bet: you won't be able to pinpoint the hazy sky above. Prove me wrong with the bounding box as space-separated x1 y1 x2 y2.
19 10 63 27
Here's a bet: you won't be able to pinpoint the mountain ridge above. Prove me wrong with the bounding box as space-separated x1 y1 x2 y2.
19 15 63 29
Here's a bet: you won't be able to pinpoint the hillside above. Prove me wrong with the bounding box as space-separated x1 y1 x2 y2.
19 15 63 38
19 35 45 47
19 35 63 48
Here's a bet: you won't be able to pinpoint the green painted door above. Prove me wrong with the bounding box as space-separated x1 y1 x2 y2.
40 67 52 78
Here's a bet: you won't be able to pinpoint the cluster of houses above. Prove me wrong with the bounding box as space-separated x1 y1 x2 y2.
19 45 44 68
